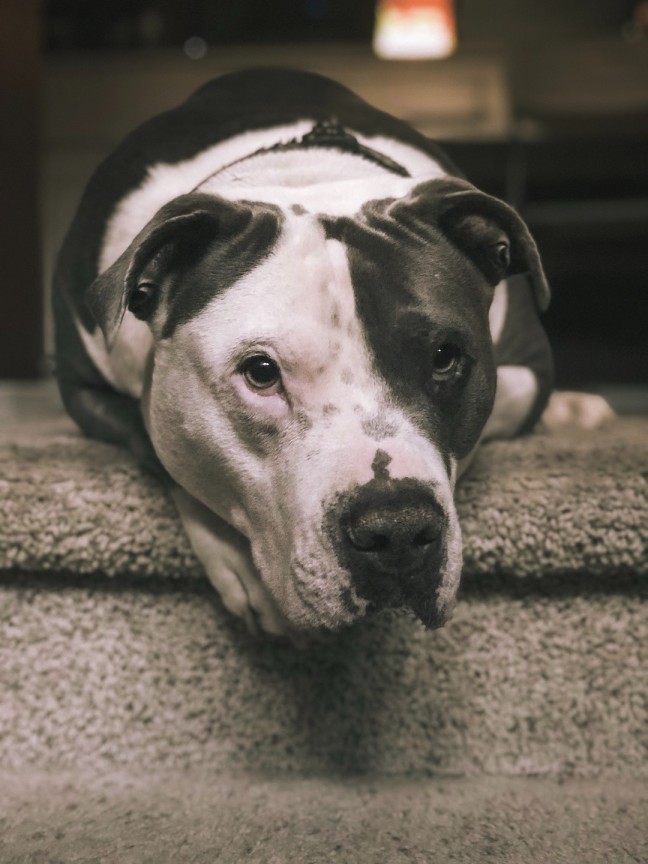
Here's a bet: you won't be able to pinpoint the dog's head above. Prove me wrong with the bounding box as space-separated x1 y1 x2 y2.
87 177 548 631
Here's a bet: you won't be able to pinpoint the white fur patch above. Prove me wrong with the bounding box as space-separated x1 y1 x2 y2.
482 365 538 440
541 391 615 431
201 151 441 218
99 121 315 272
75 316 120 390
76 313 152 397
489 279 508 345
99 122 447 273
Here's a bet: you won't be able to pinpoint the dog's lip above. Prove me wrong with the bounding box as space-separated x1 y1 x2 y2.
363 575 452 629
287 554 453 631
287 562 364 631
416 601 454 630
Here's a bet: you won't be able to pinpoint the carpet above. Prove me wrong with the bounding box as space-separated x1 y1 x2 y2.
2 770 646 864
0 416 646 779
1 416 646 585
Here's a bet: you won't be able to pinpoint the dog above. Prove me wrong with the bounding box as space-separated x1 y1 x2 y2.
53 68 555 637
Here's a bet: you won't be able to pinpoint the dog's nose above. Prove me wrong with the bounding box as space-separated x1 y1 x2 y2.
339 485 445 576
326 478 451 628
345 497 441 572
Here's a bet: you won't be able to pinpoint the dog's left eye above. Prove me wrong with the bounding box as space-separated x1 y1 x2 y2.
432 343 462 381
240 354 282 391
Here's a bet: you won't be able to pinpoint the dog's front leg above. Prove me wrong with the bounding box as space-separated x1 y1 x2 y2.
455 365 540 481
170 486 289 637
481 365 542 442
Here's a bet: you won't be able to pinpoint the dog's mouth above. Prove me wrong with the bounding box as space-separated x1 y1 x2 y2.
325 475 454 626
286 555 455 632
273 475 459 632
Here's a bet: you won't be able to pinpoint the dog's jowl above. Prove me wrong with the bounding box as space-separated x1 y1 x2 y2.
54 69 553 636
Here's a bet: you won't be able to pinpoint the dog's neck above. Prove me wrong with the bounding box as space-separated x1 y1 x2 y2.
273 119 410 178
195 119 410 194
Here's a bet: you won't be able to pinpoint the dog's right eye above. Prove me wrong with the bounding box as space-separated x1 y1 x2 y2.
240 354 282 392
431 343 462 381
128 281 157 319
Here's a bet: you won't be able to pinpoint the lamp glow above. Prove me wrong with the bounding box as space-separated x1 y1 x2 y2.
373 0 457 60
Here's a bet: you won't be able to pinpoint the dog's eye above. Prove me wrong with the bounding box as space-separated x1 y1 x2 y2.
241 354 282 391
128 281 156 318
432 343 462 380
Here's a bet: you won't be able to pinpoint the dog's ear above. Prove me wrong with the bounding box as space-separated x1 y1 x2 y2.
86 193 250 347
404 179 550 311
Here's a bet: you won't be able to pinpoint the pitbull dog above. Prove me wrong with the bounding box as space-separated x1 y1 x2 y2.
53 68 554 636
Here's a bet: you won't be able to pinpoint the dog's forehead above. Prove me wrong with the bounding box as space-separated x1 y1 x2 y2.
180 210 372 378
177 199 482 388
319 198 492 363
171 198 492 464
322 196 486 320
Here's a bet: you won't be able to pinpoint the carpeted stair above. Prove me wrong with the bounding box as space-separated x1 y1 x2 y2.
1 386 646 861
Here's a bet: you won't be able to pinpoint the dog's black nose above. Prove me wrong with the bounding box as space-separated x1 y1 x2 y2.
335 480 446 584
343 493 442 574
325 478 450 628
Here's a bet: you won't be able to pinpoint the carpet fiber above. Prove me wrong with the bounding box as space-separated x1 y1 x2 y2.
1 579 646 777
1 417 646 584
2 770 647 864
1 411 647 860
0 415 646 780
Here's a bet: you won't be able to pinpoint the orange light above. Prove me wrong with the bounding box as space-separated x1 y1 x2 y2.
373 0 457 60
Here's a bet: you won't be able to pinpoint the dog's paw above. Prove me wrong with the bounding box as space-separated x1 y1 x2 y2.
541 391 615 431
209 546 290 639
170 485 290 638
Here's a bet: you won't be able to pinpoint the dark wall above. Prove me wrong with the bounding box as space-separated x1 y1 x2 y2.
40 1 648 388
444 135 648 387
0 0 42 378
44 0 634 52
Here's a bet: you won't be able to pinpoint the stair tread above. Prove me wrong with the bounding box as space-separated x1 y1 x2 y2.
1 579 645 779
1 415 646 589
1 769 646 864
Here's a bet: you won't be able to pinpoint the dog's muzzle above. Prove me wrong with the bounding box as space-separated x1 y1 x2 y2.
326 477 449 628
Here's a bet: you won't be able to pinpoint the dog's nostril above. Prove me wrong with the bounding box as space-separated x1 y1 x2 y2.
373 533 390 551
348 528 390 553
413 526 436 547
345 503 441 562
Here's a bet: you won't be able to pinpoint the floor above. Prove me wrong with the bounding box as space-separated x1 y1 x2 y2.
0 379 72 443
1 377 646 442
2 769 647 864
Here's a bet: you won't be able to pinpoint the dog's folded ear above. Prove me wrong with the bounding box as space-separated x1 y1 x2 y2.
86 194 221 347
86 193 279 348
406 179 550 311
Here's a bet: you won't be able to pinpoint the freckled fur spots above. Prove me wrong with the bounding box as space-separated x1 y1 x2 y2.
361 414 399 440
294 410 314 433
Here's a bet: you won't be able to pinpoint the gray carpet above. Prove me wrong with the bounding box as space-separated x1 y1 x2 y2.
1 579 646 778
1 416 646 583
1 405 646 862
2 770 647 864
0 414 647 780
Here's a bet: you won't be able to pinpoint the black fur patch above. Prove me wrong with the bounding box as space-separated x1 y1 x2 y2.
372 449 392 479
161 199 283 338
321 189 497 460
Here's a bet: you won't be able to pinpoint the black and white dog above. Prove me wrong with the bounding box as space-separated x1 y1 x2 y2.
54 68 555 636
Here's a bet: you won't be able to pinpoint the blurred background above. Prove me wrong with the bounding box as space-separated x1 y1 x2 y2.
1 0 647 407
